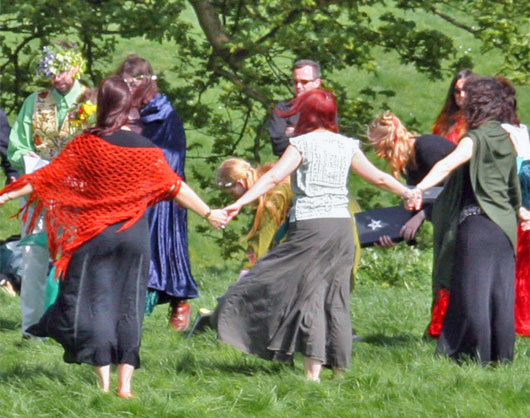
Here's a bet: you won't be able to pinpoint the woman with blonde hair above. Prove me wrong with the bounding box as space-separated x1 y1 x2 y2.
217 158 293 275
368 112 455 337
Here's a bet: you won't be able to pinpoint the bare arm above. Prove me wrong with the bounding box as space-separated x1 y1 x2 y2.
0 183 33 206
416 137 473 192
351 151 409 197
224 145 302 220
174 182 227 229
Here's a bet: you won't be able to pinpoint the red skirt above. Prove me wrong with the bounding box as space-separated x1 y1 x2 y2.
516 224 530 336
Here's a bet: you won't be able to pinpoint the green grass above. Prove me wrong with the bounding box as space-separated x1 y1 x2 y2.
3 273 530 417
2 3 530 416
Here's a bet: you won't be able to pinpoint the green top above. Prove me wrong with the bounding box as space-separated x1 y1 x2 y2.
243 183 293 270
432 120 521 291
7 80 84 172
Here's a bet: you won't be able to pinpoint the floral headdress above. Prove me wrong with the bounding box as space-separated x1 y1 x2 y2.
38 43 86 79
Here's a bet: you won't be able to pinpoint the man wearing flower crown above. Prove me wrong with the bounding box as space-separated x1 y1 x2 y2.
7 41 90 337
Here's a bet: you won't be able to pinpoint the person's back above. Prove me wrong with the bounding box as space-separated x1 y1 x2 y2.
289 131 358 221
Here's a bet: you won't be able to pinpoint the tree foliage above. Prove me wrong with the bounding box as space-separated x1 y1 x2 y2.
1 0 528 257
1 0 528 152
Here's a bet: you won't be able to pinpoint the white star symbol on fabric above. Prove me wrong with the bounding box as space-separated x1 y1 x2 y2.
367 219 383 231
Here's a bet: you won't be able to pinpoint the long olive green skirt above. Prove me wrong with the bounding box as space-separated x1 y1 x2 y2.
214 218 355 368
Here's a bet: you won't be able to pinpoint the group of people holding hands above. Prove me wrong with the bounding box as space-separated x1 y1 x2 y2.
0 43 528 395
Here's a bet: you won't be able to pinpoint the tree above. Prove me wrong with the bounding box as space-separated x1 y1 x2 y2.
2 0 528 152
1 0 528 256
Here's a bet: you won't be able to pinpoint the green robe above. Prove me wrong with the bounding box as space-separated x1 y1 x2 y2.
7 80 84 172
431 120 521 292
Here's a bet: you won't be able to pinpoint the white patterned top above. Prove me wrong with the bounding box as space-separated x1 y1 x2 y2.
289 130 360 221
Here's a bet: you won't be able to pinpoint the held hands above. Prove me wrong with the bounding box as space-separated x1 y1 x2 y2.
207 209 229 230
223 202 243 223
0 193 10 206
402 188 423 211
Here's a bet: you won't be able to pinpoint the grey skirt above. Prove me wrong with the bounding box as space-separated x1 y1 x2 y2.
214 218 355 368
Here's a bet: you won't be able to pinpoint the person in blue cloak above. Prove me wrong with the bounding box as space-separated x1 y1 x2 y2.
118 55 197 331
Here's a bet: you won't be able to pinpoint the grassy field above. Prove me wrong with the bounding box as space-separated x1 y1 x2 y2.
3 276 530 417
2 3 530 417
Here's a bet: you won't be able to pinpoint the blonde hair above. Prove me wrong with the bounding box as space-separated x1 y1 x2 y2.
367 112 418 179
217 158 291 241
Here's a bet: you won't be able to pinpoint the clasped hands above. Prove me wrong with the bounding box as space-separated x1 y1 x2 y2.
207 202 244 229
403 187 423 211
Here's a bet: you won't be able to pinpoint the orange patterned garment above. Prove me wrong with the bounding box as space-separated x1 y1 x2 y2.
0 133 182 278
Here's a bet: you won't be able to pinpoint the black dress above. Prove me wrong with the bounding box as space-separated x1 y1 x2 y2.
405 134 455 219
27 131 155 368
436 167 515 363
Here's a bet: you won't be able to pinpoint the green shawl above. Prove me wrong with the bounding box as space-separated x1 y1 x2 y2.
431 120 521 292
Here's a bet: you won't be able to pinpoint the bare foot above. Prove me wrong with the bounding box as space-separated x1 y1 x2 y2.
117 391 135 399
94 365 110 393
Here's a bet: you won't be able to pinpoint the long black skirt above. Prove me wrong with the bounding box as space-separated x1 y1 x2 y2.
214 218 355 369
27 218 150 368
437 214 515 363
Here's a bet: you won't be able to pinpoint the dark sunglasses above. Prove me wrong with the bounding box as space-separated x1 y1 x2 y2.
294 79 316 85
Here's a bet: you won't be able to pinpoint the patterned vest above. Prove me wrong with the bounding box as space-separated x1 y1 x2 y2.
32 88 85 161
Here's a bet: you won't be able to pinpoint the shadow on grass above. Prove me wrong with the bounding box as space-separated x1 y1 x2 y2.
174 351 293 377
0 317 19 331
361 332 419 347
0 363 68 385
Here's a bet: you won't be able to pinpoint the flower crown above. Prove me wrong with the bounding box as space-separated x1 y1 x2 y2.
38 44 86 78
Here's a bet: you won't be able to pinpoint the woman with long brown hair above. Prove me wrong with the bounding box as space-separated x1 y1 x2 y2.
0 76 226 397
117 55 196 331
432 69 474 144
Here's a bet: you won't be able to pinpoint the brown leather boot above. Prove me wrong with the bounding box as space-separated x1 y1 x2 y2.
169 300 191 331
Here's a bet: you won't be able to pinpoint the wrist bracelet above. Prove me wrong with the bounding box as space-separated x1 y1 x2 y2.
204 208 212 219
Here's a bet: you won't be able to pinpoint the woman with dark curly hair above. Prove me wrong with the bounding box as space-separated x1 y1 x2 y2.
412 76 523 363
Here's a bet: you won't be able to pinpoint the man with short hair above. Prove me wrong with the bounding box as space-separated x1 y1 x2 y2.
8 41 89 336
268 59 322 156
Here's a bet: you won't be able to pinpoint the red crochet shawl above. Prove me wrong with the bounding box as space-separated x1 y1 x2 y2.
1 133 182 278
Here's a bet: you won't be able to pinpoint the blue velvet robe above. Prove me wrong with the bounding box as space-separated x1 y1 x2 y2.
141 94 198 305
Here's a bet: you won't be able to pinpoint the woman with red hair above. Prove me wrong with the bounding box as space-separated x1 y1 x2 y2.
213 88 417 381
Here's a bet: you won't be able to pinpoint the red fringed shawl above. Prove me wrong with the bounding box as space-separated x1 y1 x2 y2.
0 133 182 278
